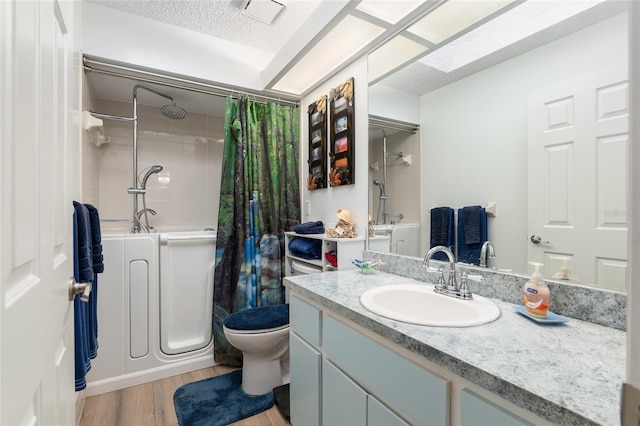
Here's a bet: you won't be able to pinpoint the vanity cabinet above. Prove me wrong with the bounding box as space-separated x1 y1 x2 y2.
284 232 364 275
289 295 447 425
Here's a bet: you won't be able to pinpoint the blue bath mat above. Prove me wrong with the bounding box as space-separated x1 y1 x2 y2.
173 369 274 426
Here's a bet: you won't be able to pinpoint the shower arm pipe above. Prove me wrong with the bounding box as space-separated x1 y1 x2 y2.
83 56 300 108
87 111 135 122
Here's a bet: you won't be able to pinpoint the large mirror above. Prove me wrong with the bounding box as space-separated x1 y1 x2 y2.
367 0 629 292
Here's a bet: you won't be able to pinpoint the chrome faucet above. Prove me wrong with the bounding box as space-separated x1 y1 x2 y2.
135 208 156 233
479 241 496 268
136 208 156 221
423 245 473 300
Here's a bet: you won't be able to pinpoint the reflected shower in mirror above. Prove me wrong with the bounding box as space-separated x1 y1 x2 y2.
367 0 629 292
368 116 421 257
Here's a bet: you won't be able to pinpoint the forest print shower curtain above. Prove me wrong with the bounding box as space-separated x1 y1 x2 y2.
213 96 300 365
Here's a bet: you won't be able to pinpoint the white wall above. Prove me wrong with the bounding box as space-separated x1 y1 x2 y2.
81 3 270 91
369 84 420 124
302 56 369 238
420 12 628 273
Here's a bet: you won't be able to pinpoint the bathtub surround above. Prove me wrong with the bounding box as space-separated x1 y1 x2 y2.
213 97 300 365
81 92 225 232
173 369 275 426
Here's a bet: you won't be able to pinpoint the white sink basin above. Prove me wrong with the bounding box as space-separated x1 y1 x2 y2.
360 284 501 327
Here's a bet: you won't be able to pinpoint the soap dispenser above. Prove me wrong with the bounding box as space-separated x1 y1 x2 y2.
551 256 579 283
523 262 551 318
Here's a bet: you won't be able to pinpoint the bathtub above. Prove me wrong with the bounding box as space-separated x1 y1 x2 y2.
86 227 217 396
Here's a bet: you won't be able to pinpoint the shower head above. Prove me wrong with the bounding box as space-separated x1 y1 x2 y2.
373 179 386 197
161 103 187 120
140 165 164 189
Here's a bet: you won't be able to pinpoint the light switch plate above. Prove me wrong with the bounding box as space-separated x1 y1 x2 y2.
622 383 640 426
304 200 311 216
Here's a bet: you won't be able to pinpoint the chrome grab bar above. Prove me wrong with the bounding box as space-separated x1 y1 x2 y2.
159 233 217 245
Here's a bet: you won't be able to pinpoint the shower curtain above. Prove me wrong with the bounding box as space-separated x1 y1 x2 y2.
213 96 300 366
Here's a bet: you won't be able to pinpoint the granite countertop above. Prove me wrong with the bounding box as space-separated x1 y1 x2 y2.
284 269 625 426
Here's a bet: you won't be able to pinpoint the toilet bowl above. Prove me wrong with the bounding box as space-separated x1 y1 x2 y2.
223 304 290 395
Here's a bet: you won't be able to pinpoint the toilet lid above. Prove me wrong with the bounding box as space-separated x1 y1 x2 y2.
223 304 289 331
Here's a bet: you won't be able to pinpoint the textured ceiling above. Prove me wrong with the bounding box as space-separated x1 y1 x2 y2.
89 0 321 55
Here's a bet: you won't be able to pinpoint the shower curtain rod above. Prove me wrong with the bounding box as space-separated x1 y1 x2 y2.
369 114 419 134
83 56 300 108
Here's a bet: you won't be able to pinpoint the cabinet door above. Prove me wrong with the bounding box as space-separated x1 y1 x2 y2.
290 333 322 426
322 359 367 426
368 395 409 426
460 389 533 426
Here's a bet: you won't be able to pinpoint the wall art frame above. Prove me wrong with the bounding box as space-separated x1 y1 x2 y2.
307 95 327 190
329 77 355 187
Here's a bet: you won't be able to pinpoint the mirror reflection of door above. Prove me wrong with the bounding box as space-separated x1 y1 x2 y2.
527 67 628 291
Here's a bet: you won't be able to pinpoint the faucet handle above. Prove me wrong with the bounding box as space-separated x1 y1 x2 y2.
458 272 474 300
435 267 446 289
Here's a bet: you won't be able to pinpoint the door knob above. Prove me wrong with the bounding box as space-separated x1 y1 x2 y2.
69 277 92 302
530 235 550 245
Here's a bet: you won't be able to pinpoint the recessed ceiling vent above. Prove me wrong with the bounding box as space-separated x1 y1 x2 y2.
241 0 287 25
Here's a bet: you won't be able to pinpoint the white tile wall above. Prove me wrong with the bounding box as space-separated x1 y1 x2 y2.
81 87 224 233
368 130 421 224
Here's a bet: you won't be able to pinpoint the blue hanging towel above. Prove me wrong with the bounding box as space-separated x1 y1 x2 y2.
73 202 93 391
457 206 488 265
85 204 103 359
430 207 454 261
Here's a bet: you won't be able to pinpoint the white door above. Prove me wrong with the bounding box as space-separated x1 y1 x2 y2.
1 1 80 424
528 67 628 291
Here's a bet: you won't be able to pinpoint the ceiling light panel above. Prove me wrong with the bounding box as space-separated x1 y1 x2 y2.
273 14 385 94
407 0 514 44
419 0 608 73
368 34 429 83
355 0 424 24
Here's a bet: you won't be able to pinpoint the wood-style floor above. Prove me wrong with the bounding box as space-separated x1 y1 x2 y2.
79 365 291 426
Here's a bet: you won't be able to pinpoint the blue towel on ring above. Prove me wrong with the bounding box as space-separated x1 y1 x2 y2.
462 206 482 244
430 207 454 261
457 207 488 265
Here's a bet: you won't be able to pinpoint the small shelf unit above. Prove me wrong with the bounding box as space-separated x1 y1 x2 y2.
284 232 365 276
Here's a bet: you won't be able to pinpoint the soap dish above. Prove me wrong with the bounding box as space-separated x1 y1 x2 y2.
513 305 569 324
352 259 383 274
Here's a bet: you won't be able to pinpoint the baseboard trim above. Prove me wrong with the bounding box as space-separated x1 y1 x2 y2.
84 356 217 397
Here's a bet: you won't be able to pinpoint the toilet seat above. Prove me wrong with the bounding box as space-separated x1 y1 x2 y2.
223 323 289 334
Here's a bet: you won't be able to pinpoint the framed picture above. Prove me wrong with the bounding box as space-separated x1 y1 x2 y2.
307 95 327 190
329 77 355 186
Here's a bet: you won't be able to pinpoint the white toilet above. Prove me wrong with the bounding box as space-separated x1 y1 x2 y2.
223 304 290 395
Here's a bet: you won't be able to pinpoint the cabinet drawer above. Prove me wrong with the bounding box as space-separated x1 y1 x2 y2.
290 296 322 347
323 315 447 425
